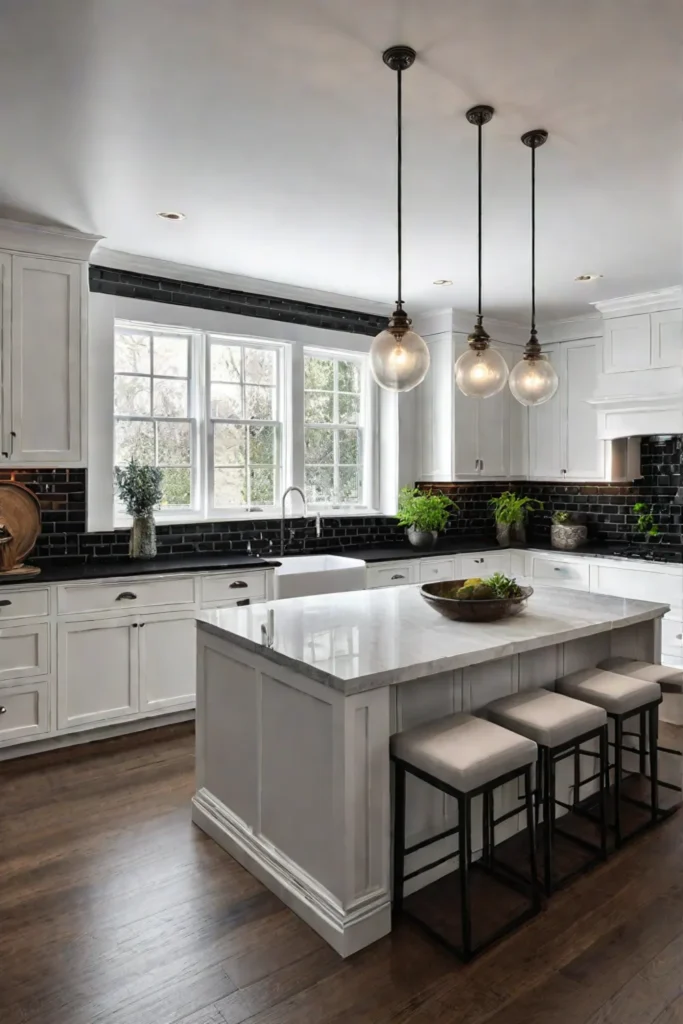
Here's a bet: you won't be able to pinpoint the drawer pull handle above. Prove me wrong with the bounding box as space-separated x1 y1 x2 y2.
391 574 405 580
677 634 682 640
553 567 563 572
229 580 248 589
0 599 12 607
236 598 250 606
116 592 137 601
0 706 6 714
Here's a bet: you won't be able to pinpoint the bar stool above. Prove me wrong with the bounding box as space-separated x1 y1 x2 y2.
482 690 609 895
391 712 541 962
556 667 662 847
599 657 682 803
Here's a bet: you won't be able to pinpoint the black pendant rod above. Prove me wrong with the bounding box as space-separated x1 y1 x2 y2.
397 65 403 309
465 105 493 346
521 128 548 355
383 45 416 319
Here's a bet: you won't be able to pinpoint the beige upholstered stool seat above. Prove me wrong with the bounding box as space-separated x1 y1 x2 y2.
556 667 661 715
599 657 683 695
483 690 607 748
391 712 537 794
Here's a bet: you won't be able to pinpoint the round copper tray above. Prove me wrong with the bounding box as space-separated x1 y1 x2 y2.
420 579 533 622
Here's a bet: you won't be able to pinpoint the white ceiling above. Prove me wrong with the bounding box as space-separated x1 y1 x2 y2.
1 0 682 321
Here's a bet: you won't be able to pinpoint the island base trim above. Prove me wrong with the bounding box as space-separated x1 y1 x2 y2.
191 787 391 958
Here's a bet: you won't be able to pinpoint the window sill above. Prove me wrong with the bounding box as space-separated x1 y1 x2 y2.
112 507 386 530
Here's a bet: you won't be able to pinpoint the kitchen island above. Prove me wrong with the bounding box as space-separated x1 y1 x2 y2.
192 585 668 956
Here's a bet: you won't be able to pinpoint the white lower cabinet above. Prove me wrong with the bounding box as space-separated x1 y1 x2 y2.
0 621 49 681
528 553 590 591
460 551 511 578
0 680 49 742
57 616 138 729
419 557 458 583
139 613 196 712
367 562 418 589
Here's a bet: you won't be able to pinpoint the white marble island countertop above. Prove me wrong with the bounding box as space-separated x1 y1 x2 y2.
196 585 669 695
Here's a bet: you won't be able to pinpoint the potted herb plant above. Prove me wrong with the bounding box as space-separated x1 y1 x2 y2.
396 487 459 551
115 460 163 560
633 502 659 542
489 491 543 547
551 510 587 551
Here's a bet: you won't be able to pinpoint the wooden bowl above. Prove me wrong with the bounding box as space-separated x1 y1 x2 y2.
420 579 533 622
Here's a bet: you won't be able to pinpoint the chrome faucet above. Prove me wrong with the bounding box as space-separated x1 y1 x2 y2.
280 485 307 556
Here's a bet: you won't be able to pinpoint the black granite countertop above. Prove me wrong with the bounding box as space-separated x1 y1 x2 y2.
7 552 282 585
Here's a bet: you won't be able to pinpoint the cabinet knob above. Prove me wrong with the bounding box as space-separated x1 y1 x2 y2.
116 592 137 601
0 599 12 607
677 634 682 640
0 706 6 714
391 574 405 580
229 580 248 589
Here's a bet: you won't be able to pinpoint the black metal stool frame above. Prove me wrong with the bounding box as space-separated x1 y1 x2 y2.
570 698 663 847
537 723 609 894
392 757 541 963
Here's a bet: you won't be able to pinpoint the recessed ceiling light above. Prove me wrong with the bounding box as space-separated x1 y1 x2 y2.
433 279 453 286
157 211 186 221
575 273 603 282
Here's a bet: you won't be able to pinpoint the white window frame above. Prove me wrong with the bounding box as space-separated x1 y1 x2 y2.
301 346 377 512
114 322 202 522
111 318 379 525
206 333 288 520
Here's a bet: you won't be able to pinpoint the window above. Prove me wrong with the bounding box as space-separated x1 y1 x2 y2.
208 336 282 513
111 319 376 524
114 328 196 512
303 350 367 507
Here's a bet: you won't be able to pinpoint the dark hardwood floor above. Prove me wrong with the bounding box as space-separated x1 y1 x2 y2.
2 724 683 1024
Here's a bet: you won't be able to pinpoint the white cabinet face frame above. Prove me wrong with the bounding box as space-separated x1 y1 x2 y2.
0 253 11 458
10 255 83 464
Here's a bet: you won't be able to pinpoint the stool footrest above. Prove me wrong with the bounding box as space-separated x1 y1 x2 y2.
405 823 459 857
403 850 458 884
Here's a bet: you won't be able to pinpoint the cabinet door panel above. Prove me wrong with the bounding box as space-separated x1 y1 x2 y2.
650 309 682 368
564 339 604 479
604 314 651 373
139 614 196 711
0 622 49 681
57 617 137 728
528 343 561 478
452 335 480 478
10 256 82 463
0 254 11 457
459 552 511 578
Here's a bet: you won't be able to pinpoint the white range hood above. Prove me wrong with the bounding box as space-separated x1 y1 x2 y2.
588 389 683 440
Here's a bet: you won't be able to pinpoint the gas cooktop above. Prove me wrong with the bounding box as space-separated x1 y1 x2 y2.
607 546 683 564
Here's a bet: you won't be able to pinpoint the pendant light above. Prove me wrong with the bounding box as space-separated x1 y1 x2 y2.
454 105 509 398
509 129 559 406
369 45 430 393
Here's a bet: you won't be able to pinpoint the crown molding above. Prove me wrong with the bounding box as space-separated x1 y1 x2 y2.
593 286 683 317
0 218 102 261
92 246 391 318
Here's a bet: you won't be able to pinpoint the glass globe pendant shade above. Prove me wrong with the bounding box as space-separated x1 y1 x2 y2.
508 353 559 406
454 346 508 398
369 312 430 393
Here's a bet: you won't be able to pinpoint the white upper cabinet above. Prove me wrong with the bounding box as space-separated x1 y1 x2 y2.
0 221 98 467
529 338 604 480
602 307 682 374
418 331 527 481
9 256 84 464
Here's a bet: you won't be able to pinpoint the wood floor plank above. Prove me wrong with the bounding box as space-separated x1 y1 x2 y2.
4 725 683 1024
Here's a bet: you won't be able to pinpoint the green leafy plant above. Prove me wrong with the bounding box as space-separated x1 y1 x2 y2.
489 491 543 524
484 572 523 599
115 460 163 518
552 510 571 525
633 502 659 538
396 487 458 533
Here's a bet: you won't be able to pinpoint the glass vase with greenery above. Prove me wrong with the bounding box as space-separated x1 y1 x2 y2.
489 491 543 547
396 487 459 551
115 460 163 559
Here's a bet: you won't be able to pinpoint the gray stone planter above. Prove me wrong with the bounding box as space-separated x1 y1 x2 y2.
496 521 526 548
551 523 587 551
407 526 438 551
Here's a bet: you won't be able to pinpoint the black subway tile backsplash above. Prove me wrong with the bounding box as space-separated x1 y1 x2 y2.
6 436 682 566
